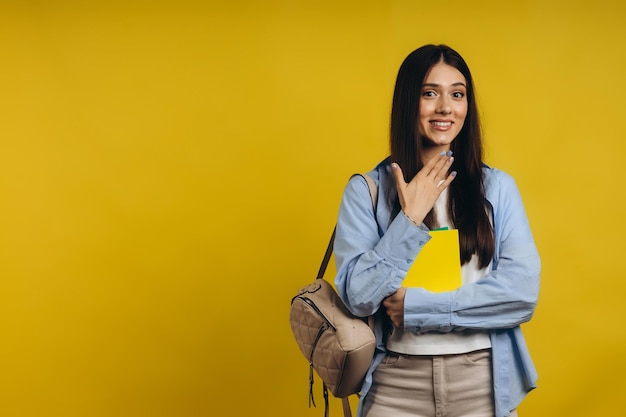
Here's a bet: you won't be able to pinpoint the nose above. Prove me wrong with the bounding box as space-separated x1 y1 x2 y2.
436 96 452 115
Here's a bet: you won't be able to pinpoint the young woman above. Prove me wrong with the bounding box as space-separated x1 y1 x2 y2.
334 45 540 417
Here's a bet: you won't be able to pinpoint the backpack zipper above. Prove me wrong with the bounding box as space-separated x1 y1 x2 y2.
299 296 336 331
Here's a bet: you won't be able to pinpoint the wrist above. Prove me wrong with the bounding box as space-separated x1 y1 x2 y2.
402 210 423 227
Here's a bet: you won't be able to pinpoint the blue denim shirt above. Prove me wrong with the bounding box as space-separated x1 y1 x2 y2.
334 158 540 417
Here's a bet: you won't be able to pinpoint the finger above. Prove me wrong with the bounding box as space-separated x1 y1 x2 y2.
382 299 395 311
437 170 458 189
431 152 454 176
391 162 407 186
424 151 452 177
433 155 454 182
422 150 446 172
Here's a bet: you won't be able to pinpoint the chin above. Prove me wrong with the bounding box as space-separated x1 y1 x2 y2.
423 138 455 147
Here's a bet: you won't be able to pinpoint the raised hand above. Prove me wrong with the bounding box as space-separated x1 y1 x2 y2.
391 151 456 226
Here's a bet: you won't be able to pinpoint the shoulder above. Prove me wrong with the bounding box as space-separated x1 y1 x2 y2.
346 157 390 191
366 157 392 184
482 164 519 195
482 164 527 218
341 158 392 224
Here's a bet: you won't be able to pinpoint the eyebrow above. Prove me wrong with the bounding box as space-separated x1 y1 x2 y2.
422 82 467 88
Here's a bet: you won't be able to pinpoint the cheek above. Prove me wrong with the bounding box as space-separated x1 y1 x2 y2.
456 105 468 124
418 104 433 123
417 107 428 132
418 113 431 133
460 102 468 116
417 121 426 136
419 99 434 116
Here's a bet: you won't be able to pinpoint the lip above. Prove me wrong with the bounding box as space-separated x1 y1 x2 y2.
429 120 453 131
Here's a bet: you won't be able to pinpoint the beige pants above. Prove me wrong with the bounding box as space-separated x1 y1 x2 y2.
362 349 517 417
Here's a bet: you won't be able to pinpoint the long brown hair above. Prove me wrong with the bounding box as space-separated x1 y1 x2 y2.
389 44 494 268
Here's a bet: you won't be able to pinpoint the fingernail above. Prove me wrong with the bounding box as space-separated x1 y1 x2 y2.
451 171 457 177
446 150 453 156
391 162 398 169
449 156 454 163
439 151 446 156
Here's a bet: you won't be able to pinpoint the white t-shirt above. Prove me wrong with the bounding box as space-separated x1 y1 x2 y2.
386 189 492 355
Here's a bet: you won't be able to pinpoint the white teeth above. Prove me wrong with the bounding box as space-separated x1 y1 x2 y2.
431 121 451 127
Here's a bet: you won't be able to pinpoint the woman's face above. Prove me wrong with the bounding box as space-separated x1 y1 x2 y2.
418 62 468 149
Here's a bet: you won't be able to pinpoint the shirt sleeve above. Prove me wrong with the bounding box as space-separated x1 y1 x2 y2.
333 175 432 317
403 171 541 333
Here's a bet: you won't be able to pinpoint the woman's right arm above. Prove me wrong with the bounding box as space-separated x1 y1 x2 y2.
333 175 432 317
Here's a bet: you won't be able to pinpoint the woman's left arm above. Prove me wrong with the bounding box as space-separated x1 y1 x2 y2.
403 170 541 333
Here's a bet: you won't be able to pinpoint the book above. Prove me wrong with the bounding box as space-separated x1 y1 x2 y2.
403 228 462 292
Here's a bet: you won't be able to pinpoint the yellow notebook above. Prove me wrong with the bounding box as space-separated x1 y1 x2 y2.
403 228 462 292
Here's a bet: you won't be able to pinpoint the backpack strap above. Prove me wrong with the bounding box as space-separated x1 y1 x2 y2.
314 173 378 417
316 173 378 280
341 397 353 417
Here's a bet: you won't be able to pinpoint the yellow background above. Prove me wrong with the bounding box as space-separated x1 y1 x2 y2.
1 1 624 416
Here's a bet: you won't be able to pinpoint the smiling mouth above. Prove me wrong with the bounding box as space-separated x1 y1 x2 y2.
430 121 452 127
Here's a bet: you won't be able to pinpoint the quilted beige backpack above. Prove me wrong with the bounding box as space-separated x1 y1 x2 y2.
289 174 377 417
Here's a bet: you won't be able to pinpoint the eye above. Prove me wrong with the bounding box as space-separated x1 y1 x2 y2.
452 91 465 99
422 90 437 98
